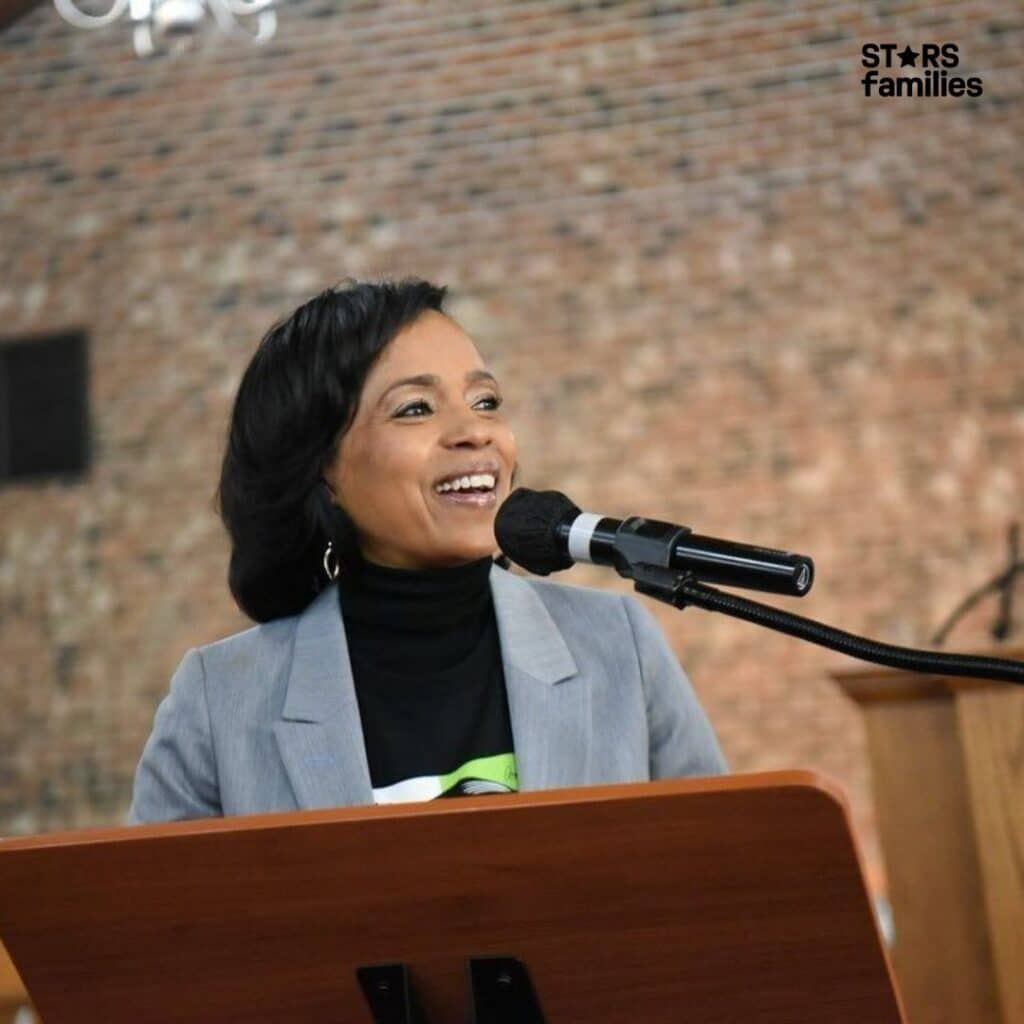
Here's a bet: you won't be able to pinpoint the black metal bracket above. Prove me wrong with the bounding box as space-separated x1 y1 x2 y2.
357 963 429 1024
610 516 692 580
357 956 547 1024
467 956 547 1024
630 562 696 609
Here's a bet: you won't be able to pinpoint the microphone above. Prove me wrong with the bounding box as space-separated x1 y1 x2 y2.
494 488 814 597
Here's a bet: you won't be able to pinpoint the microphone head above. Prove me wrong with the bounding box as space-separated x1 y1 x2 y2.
494 487 580 576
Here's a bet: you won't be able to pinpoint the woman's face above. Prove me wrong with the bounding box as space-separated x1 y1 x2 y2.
324 310 518 569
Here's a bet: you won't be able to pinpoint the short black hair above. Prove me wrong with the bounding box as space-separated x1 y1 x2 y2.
217 276 452 622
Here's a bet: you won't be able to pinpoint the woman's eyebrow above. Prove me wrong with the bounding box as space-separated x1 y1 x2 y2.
466 368 499 387
378 374 439 406
376 369 499 407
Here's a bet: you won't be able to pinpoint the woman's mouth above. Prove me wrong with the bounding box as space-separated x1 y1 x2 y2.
432 471 499 509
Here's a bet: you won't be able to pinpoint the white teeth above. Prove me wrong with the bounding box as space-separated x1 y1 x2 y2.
435 472 497 493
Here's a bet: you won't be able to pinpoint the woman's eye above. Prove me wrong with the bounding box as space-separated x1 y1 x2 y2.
475 394 502 411
394 400 432 418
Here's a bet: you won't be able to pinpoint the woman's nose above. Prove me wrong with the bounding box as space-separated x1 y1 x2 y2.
441 407 492 448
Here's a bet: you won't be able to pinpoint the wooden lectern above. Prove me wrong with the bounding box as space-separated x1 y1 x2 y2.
0 772 903 1023
834 652 1024 1024
0 940 26 1023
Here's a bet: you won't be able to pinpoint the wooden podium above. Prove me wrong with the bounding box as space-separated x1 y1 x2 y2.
0 772 903 1023
0 941 25 1023
834 652 1024 1024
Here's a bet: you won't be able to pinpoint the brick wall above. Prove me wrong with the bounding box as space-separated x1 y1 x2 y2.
1 0 1022 887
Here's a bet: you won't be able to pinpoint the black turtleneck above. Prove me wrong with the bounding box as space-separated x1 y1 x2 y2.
337 550 518 803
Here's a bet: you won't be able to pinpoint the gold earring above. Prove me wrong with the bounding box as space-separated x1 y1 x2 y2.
323 541 340 581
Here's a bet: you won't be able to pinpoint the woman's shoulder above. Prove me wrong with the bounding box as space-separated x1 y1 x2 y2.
188 608 299 678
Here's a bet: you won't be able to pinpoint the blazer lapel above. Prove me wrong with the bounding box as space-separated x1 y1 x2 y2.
272 566 588 810
272 583 375 809
489 565 588 791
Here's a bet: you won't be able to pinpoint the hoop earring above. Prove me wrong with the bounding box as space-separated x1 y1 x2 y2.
323 541 340 581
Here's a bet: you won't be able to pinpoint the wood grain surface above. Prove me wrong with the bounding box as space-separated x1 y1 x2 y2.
958 687 1024 1024
860 698 1001 1024
0 939 28 1020
0 772 901 1023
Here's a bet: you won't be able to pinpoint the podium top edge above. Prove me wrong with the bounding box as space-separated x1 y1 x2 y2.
0 770 849 852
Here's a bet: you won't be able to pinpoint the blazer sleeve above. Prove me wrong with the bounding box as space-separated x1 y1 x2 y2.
126 647 222 824
621 594 728 779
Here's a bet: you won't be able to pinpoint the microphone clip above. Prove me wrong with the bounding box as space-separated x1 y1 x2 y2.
630 563 699 609
610 517 692 579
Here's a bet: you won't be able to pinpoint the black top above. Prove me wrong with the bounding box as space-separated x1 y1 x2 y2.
337 551 518 803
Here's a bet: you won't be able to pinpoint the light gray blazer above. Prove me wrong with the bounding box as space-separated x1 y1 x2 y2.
128 564 726 824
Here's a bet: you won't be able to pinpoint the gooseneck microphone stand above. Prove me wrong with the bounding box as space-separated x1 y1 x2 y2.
613 525 1024 687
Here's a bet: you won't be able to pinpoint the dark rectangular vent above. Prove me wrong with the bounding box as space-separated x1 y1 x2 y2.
0 330 90 483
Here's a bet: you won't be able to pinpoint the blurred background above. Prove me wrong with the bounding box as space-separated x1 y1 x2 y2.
0 0 1021 913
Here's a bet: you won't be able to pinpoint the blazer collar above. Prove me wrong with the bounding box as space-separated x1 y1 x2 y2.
489 564 579 685
279 582 352 724
274 564 582 808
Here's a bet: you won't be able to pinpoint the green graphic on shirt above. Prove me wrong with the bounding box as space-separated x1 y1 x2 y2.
372 752 518 804
440 752 518 792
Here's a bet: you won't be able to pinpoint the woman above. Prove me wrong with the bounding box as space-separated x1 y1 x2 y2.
128 278 726 822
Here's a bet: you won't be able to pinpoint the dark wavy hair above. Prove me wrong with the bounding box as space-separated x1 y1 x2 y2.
219 276 476 623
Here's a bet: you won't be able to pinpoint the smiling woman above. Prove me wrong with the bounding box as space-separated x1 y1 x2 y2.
128 277 726 822
325 311 518 571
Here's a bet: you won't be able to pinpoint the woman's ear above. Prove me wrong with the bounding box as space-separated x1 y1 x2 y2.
320 477 339 506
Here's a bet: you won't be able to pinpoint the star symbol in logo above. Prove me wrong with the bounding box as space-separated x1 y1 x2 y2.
898 45 919 67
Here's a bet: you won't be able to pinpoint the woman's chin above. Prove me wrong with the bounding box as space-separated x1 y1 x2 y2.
433 532 498 566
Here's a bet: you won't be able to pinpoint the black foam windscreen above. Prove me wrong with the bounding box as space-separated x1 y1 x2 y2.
494 487 580 576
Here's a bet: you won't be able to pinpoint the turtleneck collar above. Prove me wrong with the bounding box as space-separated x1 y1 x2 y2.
338 548 495 633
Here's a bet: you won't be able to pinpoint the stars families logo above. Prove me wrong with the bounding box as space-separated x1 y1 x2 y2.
861 43 984 98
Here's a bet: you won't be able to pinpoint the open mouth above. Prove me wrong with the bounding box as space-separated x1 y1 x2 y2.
432 469 499 507
434 471 497 495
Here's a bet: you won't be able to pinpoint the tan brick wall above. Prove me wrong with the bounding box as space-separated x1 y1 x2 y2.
1 0 1022 886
